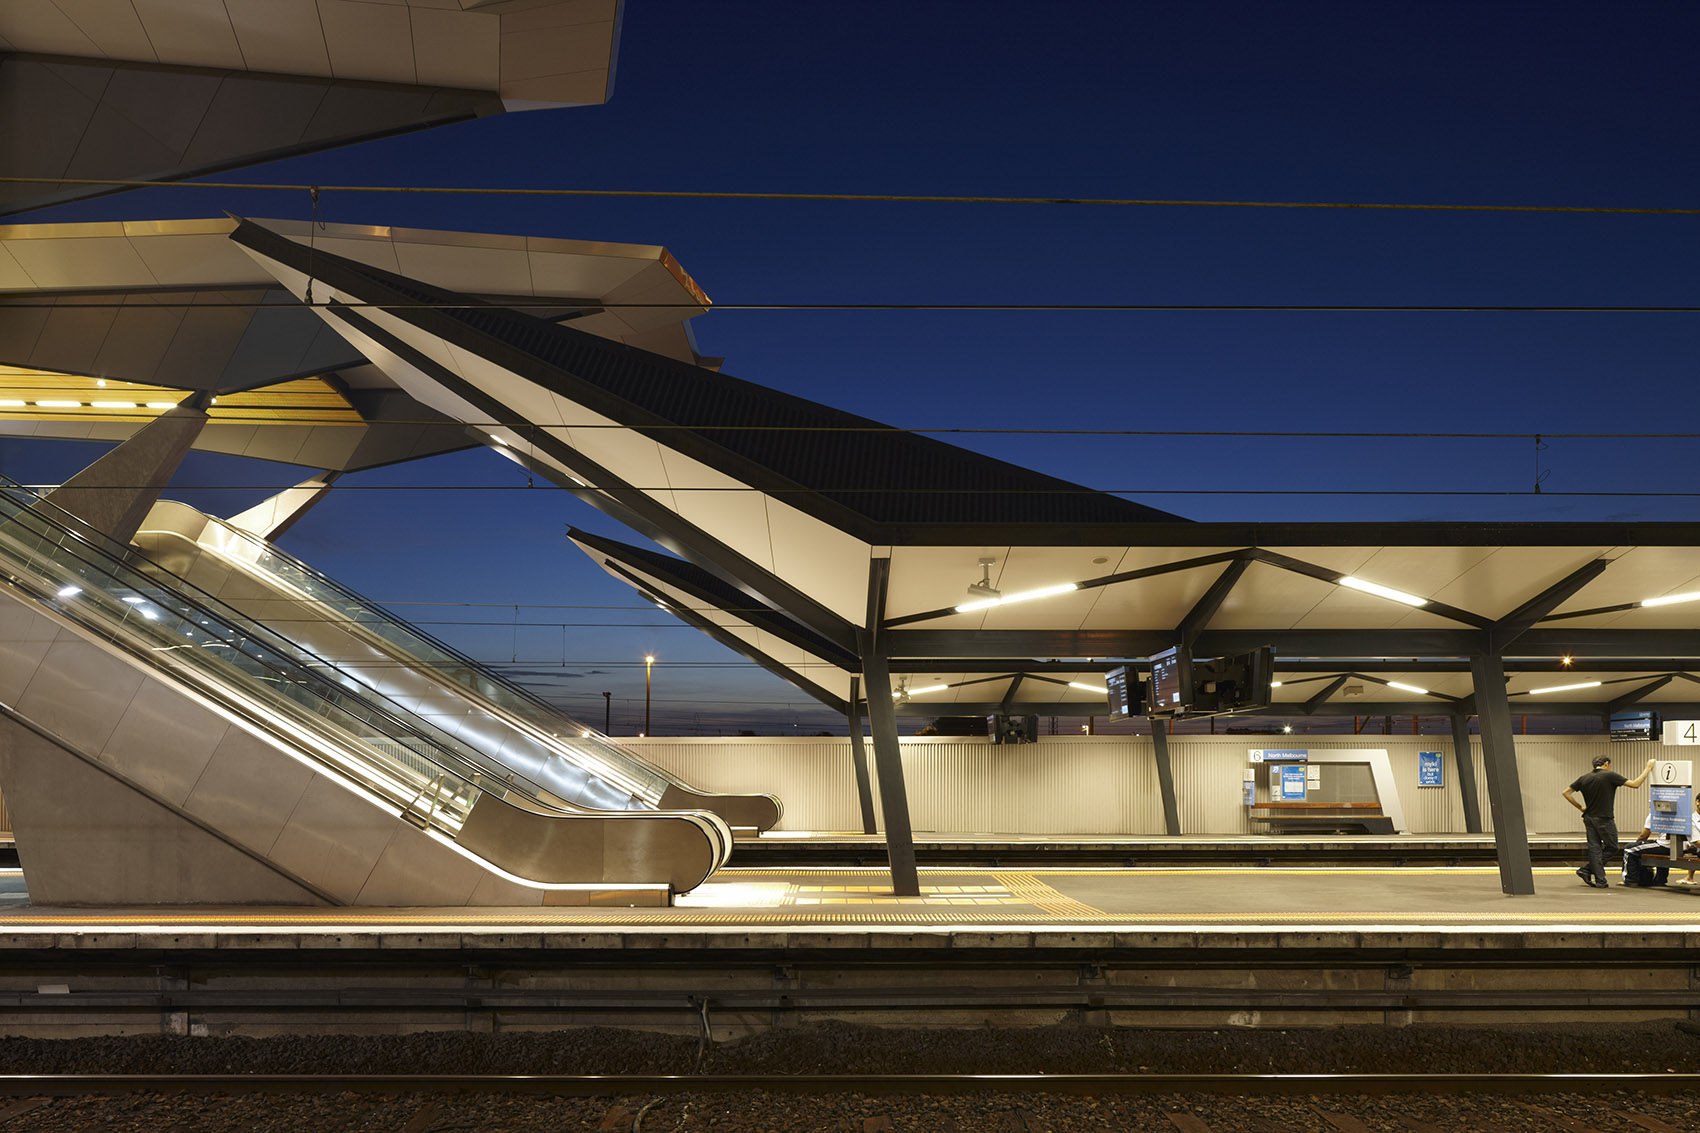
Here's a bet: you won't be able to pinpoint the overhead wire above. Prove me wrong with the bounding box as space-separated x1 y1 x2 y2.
1 175 1697 214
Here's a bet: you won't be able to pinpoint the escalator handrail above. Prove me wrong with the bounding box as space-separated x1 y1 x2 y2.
0 477 561 810
176 504 692 786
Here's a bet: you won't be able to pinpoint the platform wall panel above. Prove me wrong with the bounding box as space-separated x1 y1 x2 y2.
607 733 1653 838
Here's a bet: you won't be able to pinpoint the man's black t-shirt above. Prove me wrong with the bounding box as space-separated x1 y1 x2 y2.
1570 769 1628 819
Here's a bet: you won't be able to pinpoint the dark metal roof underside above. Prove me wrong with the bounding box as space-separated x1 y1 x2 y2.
231 219 1185 530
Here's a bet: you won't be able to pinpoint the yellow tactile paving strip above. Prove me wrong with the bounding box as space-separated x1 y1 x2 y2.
0 867 1694 930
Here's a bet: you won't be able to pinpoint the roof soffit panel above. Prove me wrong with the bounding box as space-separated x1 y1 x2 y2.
0 3 105 55
441 341 566 426
127 232 260 285
589 559 849 704
0 245 33 290
393 241 535 298
886 545 1009 621
316 1 418 84
4 234 158 289
96 65 223 153
1081 555 1247 632
1549 545 1700 619
1425 545 1616 621
51 0 156 57
409 5 500 90
763 495 871 626
221 0 334 75
30 300 120 376
126 0 246 69
645 446 771 571
527 249 651 298
1207 559 1340 631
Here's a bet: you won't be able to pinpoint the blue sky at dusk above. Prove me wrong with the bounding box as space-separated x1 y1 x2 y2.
6 2 1698 734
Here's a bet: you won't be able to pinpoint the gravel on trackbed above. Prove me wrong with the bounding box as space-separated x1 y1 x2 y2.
0 1022 1698 1131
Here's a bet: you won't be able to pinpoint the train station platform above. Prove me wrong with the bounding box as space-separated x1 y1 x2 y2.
0 857 1695 941
2 858 1696 1036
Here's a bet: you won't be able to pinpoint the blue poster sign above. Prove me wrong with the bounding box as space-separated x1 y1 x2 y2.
1649 786 1693 837
1251 748 1309 763
1418 751 1444 788
1242 780 1255 806
1278 764 1308 801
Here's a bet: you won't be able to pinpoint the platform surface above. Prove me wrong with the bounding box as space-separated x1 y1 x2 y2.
0 859 1696 947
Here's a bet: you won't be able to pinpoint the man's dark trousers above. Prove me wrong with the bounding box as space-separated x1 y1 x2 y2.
1584 814 1619 886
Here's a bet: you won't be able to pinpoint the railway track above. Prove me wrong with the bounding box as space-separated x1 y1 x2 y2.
0 1071 1697 1096
0 1072 1695 1133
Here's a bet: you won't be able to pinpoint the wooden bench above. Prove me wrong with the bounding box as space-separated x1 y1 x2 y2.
1248 801 1394 835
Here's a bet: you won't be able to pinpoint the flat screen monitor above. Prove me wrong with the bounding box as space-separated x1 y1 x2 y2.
1149 647 1191 713
1105 665 1138 720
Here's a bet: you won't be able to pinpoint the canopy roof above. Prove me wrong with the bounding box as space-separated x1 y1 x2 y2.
225 218 1700 721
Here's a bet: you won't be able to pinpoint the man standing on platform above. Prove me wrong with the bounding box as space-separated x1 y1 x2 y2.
1562 755 1656 888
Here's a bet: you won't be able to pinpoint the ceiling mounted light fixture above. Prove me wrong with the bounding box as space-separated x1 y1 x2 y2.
1528 680 1603 695
1642 591 1700 608
965 556 1000 601
1386 681 1429 695
956 581 1079 615
1068 681 1108 694
1336 575 1429 607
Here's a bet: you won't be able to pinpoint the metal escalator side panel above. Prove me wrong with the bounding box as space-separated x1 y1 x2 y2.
658 783 784 835
455 793 718 894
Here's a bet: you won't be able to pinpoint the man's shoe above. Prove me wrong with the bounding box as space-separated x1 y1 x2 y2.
1577 867 1598 887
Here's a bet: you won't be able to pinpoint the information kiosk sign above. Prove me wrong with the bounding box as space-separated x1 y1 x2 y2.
1650 760 1694 838
1417 751 1444 787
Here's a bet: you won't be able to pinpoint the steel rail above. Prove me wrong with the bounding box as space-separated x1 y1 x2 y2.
4 986 1699 1014
0 1071 1695 1098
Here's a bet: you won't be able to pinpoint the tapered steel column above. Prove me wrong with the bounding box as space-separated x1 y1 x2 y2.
1469 654 1535 894
40 393 210 543
861 557 919 896
1151 717 1182 835
846 676 878 835
1448 712 1484 834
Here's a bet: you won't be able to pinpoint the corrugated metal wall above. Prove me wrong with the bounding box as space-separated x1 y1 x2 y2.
629 734 1664 837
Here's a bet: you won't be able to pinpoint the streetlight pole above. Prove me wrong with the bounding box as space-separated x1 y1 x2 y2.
644 655 655 737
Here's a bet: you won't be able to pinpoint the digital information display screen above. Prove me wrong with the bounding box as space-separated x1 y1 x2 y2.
1105 666 1134 719
1149 647 1188 712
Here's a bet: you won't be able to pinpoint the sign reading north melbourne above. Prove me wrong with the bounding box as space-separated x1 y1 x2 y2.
1250 748 1308 763
1664 721 1700 746
1418 751 1444 788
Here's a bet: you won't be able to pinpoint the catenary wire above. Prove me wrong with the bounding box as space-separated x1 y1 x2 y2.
1 174 1697 214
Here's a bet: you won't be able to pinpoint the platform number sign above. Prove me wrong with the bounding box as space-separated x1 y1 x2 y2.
1665 720 1700 746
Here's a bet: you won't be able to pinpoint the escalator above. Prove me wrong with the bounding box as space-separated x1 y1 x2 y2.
0 477 731 904
133 499 781 833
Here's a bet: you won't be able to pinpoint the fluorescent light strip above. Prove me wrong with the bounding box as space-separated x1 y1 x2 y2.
1269 681 1282 688
145 402 177 409
955 581 1079 614
0 399 25 407
1386 681 1429 695
1528 680 1602 695
893 684 949 697
1642 591 1700 608
34 400 81 408
91 401 137 409
1068 681 1108 694
1336 575 1428 607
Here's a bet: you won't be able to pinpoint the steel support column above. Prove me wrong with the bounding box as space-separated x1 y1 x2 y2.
1469 654 1535 894
1151 718 1181 836
862 558 919 896
846 677 878 835
1448 713 1484 834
